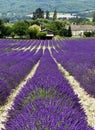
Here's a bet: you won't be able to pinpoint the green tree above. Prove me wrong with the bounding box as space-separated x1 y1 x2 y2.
2 26 12 37
93 12 95 22
33 12 36 20
37 32 46 39
53 9 57 20
45 22 58 35
28 25 41 39
59 28 68 37
11 32 15 38
13 20 28 38
91 31 95 37
67 26 72 37
33 8 44 20
46 10 50 19
45 20 66 35
0 19 4 38
84 31 92 37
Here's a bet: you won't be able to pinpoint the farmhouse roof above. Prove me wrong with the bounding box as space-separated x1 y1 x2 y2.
71 25 95 31
41 29 54 33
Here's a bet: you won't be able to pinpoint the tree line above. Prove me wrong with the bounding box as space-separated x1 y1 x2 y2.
0 18 72 39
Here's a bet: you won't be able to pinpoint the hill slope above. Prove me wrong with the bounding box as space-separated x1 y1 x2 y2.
0 0 95 15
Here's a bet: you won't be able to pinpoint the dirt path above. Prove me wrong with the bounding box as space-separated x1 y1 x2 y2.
56 62 95 128
0 61 40 130
48 47 95 128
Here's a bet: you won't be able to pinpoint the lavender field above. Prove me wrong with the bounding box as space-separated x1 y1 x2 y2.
0 39 95 130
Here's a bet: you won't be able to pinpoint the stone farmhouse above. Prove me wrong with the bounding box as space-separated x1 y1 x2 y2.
71 25 95 36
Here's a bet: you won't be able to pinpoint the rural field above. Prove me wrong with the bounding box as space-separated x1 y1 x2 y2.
0 39 95 130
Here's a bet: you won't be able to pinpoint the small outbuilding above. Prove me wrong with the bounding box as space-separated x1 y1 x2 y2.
41 29 54 39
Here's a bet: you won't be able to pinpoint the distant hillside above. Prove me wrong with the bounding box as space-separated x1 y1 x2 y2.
0 0 95 19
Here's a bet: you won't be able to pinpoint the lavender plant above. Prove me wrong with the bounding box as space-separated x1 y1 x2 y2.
5 49 93 130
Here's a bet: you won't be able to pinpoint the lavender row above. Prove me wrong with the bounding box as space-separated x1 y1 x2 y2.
0 39 35 49
0 49 35 70
0 49 43 105
5 49 93 130
0 40 48 55
51 39 95 97
0 40 37 55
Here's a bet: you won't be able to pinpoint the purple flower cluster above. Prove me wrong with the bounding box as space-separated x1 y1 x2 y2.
5 49 93 130
0 40 43 105
51 39 95 97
